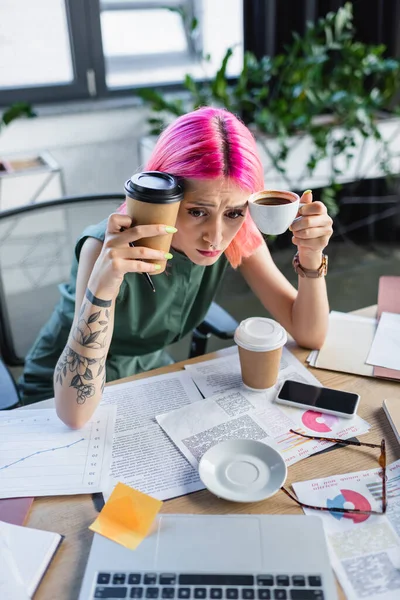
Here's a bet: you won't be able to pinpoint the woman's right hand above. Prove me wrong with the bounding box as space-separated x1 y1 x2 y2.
88 213 173 297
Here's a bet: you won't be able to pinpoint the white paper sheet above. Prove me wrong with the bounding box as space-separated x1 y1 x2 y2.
307 349 318 366
184 350 243 396
0 406 116 498
159 350 370 468
293 459 400 600
367 312 400 371
0 534 30 600
0 520 61 598
184 346 314 397
101 371 205 501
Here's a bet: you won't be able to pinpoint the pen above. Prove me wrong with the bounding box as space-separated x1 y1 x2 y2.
128 241 156 292
120 226 156 292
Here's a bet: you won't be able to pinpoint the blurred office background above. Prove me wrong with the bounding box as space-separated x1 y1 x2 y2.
0 0 399 373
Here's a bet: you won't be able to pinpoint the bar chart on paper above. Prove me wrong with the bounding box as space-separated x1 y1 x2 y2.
0 407 116 498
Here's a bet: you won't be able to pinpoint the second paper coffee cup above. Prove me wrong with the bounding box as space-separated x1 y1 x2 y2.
124 171 184 274
234 317 287 391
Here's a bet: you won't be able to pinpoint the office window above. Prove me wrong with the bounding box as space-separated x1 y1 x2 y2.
0 0 73 88
0 0 243 104
100 0 243 89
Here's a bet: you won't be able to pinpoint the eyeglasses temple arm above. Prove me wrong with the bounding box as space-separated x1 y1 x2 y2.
289 429 382 449
280 486 386 516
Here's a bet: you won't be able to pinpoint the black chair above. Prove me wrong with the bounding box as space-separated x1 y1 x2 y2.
0 195 238 373
190 301 238 358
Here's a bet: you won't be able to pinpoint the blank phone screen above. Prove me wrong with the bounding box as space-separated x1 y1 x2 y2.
278 380 359 414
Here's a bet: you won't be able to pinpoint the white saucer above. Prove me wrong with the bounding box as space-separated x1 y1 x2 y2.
198 439 287 503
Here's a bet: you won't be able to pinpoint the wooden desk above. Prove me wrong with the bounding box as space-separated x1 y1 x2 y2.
27 307 400 600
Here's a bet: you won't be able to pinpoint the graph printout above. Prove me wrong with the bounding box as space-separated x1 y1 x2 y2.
0 407 116 498
293 459 400 600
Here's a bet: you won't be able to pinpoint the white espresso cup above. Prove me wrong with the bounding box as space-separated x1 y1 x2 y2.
248 189 305 235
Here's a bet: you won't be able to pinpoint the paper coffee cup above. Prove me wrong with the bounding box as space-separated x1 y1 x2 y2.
124 171 184 274
234 317 287 391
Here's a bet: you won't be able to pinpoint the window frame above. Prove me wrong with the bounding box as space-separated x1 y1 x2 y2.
0 0 245 110
88 0 203 95
0 0 94 105
0 0 237 106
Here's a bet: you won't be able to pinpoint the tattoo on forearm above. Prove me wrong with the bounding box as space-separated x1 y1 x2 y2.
85 288 112 307
55 291 112 403
55 346 106 404
72 302 110 349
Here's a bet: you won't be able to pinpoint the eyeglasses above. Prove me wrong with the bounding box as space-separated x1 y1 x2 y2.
281 429 387 516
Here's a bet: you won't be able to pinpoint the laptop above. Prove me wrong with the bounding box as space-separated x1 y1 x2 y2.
79 514 337 600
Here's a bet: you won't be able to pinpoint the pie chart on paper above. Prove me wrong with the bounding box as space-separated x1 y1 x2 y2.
302 410 339 432
327 489 371 523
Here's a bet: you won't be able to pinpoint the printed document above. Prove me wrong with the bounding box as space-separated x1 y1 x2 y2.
0 406 115 498
185 346 316 397
293 459 400 600
101 371 205 501
158 349 370 468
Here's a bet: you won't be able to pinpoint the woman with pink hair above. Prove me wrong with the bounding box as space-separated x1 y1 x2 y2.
20 107 332 426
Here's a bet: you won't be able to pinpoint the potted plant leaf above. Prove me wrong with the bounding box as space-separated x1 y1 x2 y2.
0 103 37 173
136 2 400 218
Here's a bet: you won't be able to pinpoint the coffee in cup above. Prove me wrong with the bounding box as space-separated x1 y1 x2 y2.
234 317 287 391
124 171 184 274
248 189 304 235
254 197 292 206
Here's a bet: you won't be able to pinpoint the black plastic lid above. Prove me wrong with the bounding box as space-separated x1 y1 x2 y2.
124 171 184 204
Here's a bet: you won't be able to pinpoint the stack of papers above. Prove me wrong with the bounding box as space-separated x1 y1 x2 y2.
307 311 400 380
156 348 371 469
308 276 400 380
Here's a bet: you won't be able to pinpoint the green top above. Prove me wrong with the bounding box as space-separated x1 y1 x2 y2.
20 219 228 404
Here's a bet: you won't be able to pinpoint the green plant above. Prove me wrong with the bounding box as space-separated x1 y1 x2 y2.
137 2 400 216
0 102 36 135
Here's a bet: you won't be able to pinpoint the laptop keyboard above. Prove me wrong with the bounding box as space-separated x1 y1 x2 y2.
91 572 325 600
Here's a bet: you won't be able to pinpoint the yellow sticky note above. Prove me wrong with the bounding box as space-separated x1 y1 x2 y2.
89 482 163 550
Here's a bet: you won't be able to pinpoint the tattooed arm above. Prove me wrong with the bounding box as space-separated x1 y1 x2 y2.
54 287 114 426
54 237 115 428
54 213 172 428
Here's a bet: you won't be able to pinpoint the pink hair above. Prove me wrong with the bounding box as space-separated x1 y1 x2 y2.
119 107 264 267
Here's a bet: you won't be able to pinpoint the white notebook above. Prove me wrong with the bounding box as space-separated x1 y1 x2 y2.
308 311 377 376
0 520 62 597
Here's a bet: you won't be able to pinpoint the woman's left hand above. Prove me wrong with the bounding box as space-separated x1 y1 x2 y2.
289 190 333 268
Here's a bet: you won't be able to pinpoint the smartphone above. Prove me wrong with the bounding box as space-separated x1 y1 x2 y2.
275 380 360 418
